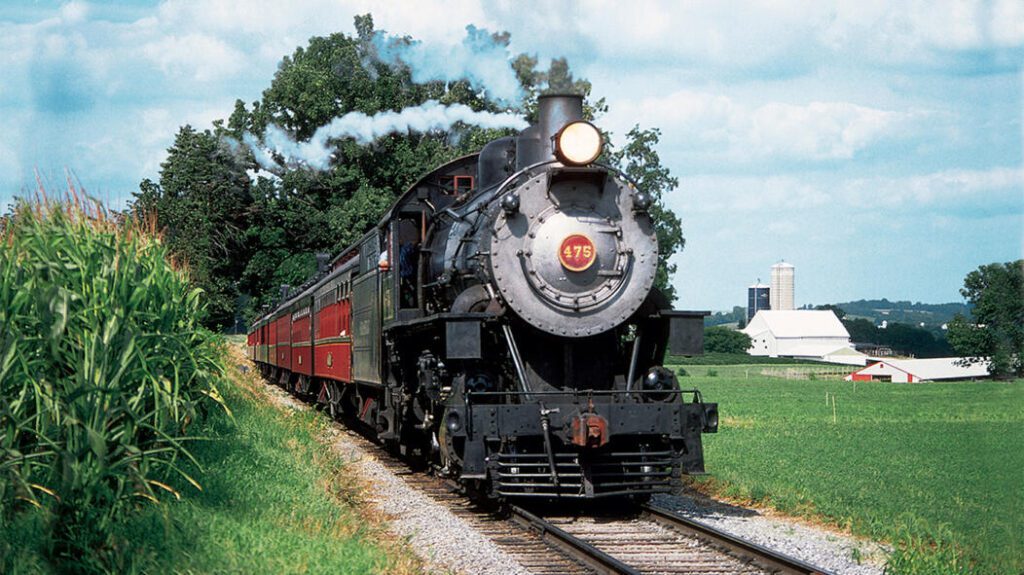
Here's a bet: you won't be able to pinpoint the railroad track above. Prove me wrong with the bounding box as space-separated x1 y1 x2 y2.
265 380 836 575
641 504 833 575
510 502 835 575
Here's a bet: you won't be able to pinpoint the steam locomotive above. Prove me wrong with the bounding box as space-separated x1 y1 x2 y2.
247 95 718 500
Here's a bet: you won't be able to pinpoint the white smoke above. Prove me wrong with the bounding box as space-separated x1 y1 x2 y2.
244 100 528 171
371 25 524 105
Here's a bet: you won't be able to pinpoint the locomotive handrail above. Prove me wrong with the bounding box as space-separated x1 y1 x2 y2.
466 388 704 403
490 159 560 200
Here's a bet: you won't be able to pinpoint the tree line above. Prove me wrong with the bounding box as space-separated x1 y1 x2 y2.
825 260 1022 378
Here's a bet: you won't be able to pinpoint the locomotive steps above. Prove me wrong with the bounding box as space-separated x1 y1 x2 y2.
254 366 885 575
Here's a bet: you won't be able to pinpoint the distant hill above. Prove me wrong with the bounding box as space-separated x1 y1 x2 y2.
706 306 746 327
707 299 970 329
817 299 970 328
705 298 967 358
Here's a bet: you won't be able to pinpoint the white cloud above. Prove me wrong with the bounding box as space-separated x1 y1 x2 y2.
991 0 1024 46
844 167 1024 208
152 0 495 47
110 102 236 182
748 101 909 160
485 0 1023 77
59 1 89 24
142 34 247 82
673 167 1024 216
607 90 920 163
488 0 828 72
824 0 1024 55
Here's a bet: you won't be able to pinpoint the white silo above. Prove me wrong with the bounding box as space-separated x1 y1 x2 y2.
770 261 795 310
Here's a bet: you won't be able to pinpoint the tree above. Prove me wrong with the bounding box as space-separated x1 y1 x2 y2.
706 306 746 327
815 304 846 320
843 317 954 358
703 326 752 354
511 55 607 123
844 317 877 344
607 126 684 302
202 16 501 318
947 260 1024 378
133 125 251 330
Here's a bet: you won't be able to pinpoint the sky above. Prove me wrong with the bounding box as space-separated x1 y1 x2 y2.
1 0 1021 311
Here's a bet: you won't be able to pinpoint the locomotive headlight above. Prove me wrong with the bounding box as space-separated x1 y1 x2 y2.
554 121 603 165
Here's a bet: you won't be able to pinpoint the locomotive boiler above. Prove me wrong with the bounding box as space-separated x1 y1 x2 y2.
248 94 718 500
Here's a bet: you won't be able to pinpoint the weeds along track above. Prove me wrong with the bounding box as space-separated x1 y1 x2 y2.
261 376 833 575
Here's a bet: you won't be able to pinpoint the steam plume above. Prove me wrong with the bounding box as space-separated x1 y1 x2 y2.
245 100 527 171
370 25 524 105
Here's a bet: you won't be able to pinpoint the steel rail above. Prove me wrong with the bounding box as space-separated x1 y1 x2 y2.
641 504 836 575
508 505 642 575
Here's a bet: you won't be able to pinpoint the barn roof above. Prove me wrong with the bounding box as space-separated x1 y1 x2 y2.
857 357 990 380
743 310 850 338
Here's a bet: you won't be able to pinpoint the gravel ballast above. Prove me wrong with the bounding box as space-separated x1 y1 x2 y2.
263 384 532 575
335 435 532 575
653 492 888 575
261 382 887 575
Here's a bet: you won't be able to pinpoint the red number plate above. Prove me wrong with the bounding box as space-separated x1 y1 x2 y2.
559 234 596 272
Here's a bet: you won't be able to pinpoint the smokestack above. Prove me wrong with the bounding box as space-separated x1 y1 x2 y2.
315 253 331 274
516 94 584 169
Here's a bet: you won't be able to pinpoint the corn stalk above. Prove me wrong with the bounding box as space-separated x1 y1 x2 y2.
0 191 227 560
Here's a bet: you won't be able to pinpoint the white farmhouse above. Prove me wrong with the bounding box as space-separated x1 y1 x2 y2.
742 310 867 365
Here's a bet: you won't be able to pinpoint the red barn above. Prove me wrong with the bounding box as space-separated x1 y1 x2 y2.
846 357 990 383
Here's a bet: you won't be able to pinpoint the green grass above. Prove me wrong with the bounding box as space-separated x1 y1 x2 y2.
1 349 420 574
675 366 1023 574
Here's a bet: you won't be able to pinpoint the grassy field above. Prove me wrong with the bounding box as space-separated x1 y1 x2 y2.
671 365 1023 574
2 347 420 574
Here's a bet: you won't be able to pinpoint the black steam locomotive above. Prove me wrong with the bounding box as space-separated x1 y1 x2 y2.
247 94 718 500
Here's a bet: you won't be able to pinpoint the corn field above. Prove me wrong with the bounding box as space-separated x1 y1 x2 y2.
0 191 226 568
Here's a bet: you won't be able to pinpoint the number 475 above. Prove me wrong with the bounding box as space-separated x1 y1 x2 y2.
564 245 593 259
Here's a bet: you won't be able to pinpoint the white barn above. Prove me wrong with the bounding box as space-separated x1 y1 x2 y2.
845 358 990 383
742 310 867 365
